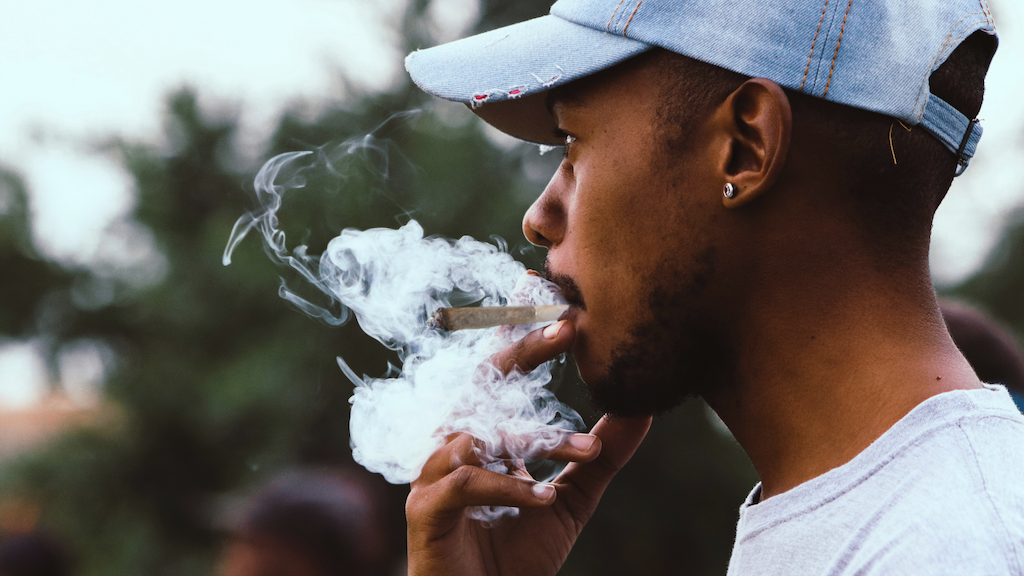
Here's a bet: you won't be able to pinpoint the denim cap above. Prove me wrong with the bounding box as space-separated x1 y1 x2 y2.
406 0 997 173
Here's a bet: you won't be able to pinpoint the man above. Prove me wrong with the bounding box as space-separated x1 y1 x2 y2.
402 1 1024 574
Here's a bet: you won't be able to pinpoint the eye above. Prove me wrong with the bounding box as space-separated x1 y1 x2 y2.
563 134 577 158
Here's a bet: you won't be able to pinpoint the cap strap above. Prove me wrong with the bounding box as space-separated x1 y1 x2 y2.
918 93 983 176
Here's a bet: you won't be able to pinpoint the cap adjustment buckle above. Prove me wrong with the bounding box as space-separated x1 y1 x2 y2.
919 93 984 177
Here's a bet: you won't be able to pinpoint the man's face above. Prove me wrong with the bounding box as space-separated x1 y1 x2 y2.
523 56 735 416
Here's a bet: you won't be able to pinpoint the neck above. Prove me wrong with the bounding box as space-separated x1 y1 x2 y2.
705 257 980 500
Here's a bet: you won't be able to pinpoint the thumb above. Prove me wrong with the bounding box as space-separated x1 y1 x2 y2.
555 415 652 509
588 415 652 470
489 320 576 376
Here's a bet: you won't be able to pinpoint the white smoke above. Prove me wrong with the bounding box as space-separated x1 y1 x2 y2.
223 126 583 523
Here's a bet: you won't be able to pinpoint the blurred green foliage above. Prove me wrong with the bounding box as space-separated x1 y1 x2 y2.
947 208 1024 338
0 1 1021 575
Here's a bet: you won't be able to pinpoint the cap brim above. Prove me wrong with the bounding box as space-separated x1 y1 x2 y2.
406 15 651 144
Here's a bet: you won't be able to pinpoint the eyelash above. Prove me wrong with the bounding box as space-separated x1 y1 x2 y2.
555 129 577 159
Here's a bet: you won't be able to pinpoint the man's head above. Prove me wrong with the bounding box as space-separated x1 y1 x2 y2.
941 300 1024 395
537 32 994 416
218 470 384 576
523 52 755 414
406 1 997 416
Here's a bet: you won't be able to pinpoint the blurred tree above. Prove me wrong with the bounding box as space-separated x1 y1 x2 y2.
33 0 1024 575
946 209 1024 340
0 81 555 574
0 0 563 570
0 167 81 381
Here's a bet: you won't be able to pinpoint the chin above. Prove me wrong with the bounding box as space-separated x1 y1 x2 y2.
569 340 611 387
569 346 595 384
574 363 599 386
568 315 628 384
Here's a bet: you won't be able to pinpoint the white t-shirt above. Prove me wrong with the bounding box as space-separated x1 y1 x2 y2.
727 384 1024 576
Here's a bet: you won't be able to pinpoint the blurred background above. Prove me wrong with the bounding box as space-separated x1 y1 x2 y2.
1 1 1022 574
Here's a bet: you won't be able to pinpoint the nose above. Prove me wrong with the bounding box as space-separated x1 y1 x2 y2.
523 170 568 248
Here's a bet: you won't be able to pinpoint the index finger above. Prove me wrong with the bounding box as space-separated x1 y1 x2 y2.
489 319 575 375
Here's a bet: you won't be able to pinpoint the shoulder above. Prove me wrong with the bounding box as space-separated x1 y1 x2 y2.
729 389 1024 576
953 408 1024 547
847 512 1024 576
851 406 1024 575
946 390 1024 515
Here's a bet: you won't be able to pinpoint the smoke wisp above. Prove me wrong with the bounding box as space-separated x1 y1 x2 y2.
224 123 583 523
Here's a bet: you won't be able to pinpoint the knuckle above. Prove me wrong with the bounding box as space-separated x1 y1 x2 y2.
449 464 477 492
405 486 433 521
455 433 482 456
512 335 530 354
443 431 460 444
405 491 421 518
449 451 463 471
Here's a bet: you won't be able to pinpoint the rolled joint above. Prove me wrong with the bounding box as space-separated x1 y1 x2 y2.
429 305 569 331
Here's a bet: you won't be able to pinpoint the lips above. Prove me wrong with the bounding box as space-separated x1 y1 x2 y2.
558 305 581 323
543 266 587 311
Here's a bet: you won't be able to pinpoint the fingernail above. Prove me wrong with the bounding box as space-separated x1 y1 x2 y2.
526 270 541 277
543 320 564 339
570 434 597 451
532 483 555 499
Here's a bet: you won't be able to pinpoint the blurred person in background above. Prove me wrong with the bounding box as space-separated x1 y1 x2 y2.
0 497 73 576
0 533 74 576
942 299 1024 411
217 469 388 576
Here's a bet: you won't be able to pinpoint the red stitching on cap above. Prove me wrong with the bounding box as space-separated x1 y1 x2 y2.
800 0 831 92
544 68 564 87
822 0 853 98
607 0 626 31
471 89 511 108
623 0 642 37
507 86 528 99
471 65 564 108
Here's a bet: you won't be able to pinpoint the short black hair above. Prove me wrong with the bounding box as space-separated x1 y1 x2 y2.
654 31 996 263
651 50 748 155
786 31 996 262
0 533 73 576
233 470 383 576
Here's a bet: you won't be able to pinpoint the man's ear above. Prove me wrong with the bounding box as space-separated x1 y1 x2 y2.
715 78 792 208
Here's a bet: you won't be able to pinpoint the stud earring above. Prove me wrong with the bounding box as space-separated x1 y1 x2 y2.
723 183 737 199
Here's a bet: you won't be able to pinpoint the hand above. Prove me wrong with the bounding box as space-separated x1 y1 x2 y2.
406 319 653 576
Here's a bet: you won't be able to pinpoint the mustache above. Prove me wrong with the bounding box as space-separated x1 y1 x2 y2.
543 261 587 310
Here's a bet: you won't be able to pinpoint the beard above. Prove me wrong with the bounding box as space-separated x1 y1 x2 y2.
548 246 737 418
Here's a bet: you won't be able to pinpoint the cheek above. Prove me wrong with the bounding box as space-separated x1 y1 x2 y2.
560 211 661 379
566 199 645 314
569 168 684 289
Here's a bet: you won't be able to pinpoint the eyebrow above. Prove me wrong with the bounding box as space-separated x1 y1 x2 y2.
545 84 586 118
